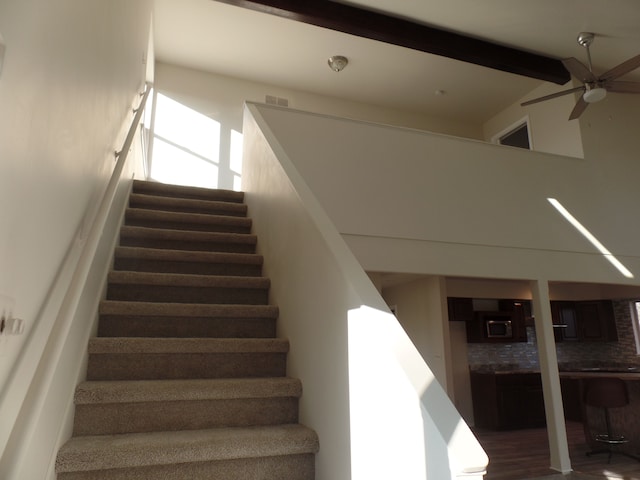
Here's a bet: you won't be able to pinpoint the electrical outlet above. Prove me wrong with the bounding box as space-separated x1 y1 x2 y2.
0 311 6 356
8 316 24 335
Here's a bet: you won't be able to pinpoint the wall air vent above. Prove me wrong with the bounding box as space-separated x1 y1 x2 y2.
265 95 289 107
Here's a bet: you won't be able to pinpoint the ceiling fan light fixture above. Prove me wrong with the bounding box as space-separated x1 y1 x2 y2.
328 55 348 72
583 86 607 103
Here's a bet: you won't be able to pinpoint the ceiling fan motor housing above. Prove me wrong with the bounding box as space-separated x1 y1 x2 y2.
583 85 607 103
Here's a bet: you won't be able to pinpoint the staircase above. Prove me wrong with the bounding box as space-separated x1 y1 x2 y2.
56 180 319 479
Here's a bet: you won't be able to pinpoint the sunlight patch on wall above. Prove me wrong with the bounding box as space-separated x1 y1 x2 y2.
150 93 221 188
548 198 633 279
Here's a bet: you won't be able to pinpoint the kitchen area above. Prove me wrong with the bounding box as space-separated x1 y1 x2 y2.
446 281 640 476
378 274 640 477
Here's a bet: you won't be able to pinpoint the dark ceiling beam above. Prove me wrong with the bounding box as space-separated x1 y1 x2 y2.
213 0 570 85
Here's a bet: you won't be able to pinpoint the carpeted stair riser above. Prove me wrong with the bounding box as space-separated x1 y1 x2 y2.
57 425 318 480
86 336 289 381
106 284 268 305
131 179 245 204
57 453 316 480
72 377 301 436
129 193 248 217
98 314 276 338
97 301 278 338
106 272 270 305
73 397 299 435
125 208 252 234
113 247 263 277
119 226 257 253
87 352 287 381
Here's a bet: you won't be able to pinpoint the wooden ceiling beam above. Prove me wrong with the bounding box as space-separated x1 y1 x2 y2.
213 0 570 85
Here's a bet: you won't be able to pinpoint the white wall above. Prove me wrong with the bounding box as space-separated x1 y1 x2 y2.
152 62 484 188
0 1 152 477
382 277 453 394
243 103 487 480
484 81 585 159
250 103 640 286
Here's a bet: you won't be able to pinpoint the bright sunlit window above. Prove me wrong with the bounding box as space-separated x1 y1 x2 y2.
150 93 221 189
631 301 640 354
230 129 243 191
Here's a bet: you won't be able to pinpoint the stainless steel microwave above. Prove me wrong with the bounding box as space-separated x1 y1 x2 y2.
486 319 513 338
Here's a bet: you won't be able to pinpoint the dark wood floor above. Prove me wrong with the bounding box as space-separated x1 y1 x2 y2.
474 421 640 480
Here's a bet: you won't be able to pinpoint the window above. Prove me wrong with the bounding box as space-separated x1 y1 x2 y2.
632 301 640 354
148 92 249 190
492 117 532 150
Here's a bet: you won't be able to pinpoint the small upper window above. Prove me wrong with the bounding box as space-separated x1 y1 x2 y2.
492 118 532 150
499 123 530 149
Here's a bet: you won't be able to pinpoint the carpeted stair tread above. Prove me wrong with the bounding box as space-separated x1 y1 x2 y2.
132 180 245 203
113 246 263 276
99 301 278 319
56 424 319 473
97 301 278 338
114 247 263 266
129 193 248 217
119 226 257 253
88 337 289 354
125 208 252 233
74 378 302 404
106 272 269 304
107 271 269 289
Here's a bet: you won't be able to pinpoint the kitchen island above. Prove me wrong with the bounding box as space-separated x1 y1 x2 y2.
470 368 640 456
559 369 640 454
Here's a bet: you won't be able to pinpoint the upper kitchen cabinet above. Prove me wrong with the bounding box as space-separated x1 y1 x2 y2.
448 297 529 343
550 300 618 342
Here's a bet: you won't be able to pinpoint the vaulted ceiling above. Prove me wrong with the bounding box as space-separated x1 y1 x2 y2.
154 0 640 124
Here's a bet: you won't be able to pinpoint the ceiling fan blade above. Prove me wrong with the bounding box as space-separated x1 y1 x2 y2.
605 80 640 93
562 57 596 83
521 86 585 107
600 54 640 82
568 96 589 120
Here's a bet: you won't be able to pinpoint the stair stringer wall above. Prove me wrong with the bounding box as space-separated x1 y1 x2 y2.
0 141 145 480
242 103 488 480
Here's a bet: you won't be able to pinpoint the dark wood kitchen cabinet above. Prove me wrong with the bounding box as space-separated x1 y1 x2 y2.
550 300 617 342
447 297 474 323
470 372 545 430
447 297 528 343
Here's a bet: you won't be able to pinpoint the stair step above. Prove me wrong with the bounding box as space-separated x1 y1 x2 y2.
113 246 263 276
119 226 257 253
86 338 289 381
98 301 278 338
125 208 252 234
132 180 245 204
73 378 302 435
106 272 270 305
129 193 248 217
56 424 318 478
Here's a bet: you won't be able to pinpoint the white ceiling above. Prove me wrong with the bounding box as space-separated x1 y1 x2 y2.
154 0 640 124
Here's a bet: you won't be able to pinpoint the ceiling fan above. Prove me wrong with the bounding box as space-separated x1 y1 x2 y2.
521 32 640 120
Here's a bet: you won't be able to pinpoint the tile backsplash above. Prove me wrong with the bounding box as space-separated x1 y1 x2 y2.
467 300 640 370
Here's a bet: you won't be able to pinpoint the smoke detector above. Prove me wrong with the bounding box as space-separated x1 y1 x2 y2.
328 55 348 72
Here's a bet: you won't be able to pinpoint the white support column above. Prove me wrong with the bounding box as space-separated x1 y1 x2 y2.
530 279 571 474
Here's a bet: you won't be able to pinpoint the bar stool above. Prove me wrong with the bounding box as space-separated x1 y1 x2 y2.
584 377 640 463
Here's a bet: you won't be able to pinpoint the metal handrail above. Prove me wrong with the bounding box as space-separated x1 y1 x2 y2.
116 85 151 160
